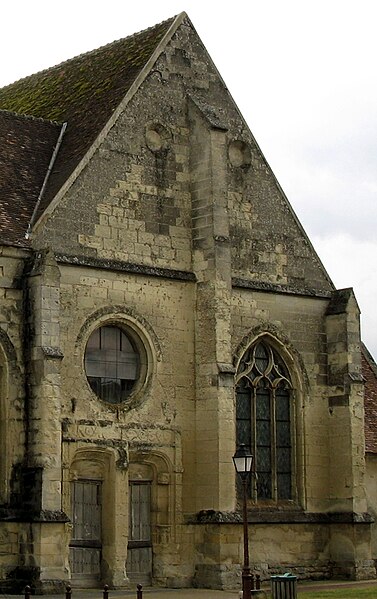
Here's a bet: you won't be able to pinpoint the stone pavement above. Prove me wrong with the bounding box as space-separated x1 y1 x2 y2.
3 580 377 599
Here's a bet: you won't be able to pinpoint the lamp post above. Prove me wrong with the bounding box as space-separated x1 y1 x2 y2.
233 444 254 599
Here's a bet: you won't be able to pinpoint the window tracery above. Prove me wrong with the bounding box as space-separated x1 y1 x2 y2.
235 339 293 502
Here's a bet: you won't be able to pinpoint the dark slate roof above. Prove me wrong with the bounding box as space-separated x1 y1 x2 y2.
0 15 176 245
0 110 61 246
363 344 377 454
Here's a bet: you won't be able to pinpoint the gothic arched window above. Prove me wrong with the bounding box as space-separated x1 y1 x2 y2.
235 339 293 502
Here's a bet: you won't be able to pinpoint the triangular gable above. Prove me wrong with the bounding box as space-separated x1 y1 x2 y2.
0 12 345 294
0 14 183 233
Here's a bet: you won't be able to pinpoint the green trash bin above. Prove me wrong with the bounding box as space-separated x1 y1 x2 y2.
270 573 297 599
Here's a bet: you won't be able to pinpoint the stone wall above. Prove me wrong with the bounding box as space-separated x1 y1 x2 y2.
0 14 374 590
365 454 377 558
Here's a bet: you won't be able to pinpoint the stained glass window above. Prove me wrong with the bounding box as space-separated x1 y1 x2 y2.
235 340 293 501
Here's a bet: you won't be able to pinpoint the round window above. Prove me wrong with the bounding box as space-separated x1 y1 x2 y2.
85 325 140 404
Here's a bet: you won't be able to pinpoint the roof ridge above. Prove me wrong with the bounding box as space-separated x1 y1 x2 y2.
0 14 178 92
362 342 377 372
0 107 62 127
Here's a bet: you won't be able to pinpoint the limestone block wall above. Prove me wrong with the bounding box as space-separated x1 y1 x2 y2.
227 150 333 293
33 39 196 271
30 522 68 584
27 12 277 529
30 9 338 528
26 250 63 512
57 264 195 463
0 248 70 590
231 289 330 511
12 13 371 587
56 262 195 583
188 99 235 514
192 521 333 588
0 523 23 585
191 517 375 588
365 454 377 557
325 290 367 515
0 247 27 503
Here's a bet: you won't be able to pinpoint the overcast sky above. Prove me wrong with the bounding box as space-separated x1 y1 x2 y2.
1 0 376 358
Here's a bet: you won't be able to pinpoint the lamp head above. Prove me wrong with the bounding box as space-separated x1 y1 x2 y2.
233 444 253 479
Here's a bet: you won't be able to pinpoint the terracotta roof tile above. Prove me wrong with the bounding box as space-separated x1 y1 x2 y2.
0 110 61 246
0 16 175 244
363 345 377 453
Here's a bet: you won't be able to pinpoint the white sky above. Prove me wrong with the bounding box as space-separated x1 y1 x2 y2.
1 0 376 358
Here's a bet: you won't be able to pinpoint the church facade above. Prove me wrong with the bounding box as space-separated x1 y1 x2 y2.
0 12 377 592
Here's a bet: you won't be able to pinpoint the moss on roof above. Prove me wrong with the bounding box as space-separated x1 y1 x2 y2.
0 17 174 122
0 16 176 228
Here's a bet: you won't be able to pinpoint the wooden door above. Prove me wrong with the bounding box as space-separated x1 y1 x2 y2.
70 480 102 586
127 482 152 585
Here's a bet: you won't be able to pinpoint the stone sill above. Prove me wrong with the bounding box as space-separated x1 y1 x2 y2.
186 509 373 525
0 508 69 523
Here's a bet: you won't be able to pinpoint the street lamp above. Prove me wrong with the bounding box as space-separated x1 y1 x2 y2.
233 444 254 599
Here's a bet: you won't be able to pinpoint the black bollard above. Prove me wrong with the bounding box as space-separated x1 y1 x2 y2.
256 574 261 590
65 584 72 599
103 584 109 599
137 584 143 599
24 585 31 599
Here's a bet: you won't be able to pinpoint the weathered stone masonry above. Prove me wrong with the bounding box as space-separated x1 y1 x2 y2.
0 11 376 592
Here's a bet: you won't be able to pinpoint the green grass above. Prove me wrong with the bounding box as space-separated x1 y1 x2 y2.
296 585 377 598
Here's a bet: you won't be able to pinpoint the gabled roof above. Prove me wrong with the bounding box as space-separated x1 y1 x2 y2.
363 344 377 454
0 15 177 245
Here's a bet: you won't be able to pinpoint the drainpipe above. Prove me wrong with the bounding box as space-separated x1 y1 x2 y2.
25 121 67 239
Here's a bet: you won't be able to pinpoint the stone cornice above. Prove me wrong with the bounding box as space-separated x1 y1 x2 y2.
232 277 332 299
0 508 69 523
55 253 196 282
187 509 374 525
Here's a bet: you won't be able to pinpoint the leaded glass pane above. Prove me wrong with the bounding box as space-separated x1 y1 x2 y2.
117 354 138 379
277 448 291 472
236 391 251 420
276 421 291 447
235 339 293 503
104 357 117 378
257 472 271 499
86 357 106 377
257 446 271 471
86 327 100 350
120 331 134 352
236 419 251 447
277 473 291 499
236 389 252 448
102 326 118 349
276 389 290 420
85 326 140 404
255 343 269 374
256 420 270 446
256 389 270 419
